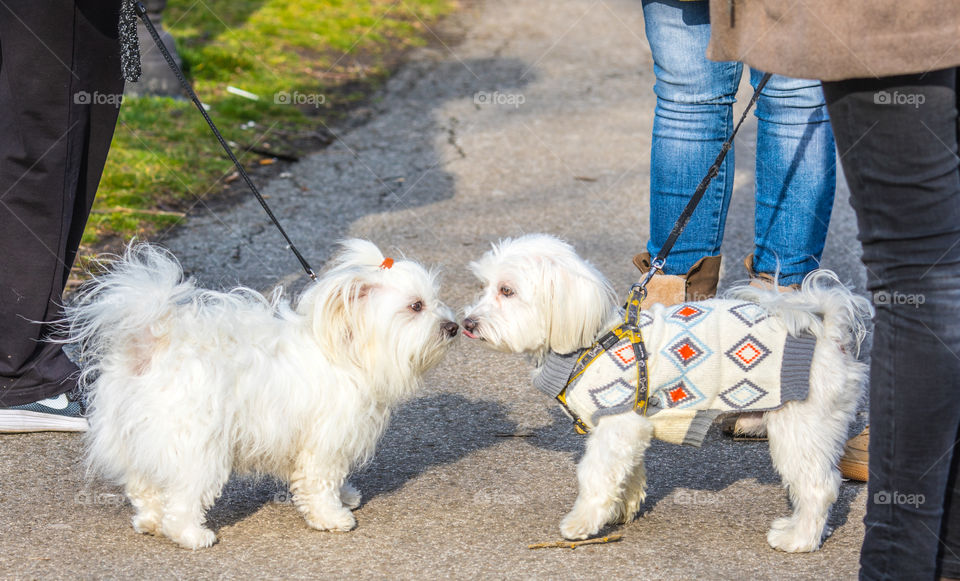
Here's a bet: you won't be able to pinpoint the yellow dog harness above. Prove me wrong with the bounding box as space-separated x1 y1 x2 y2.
553 284 651 434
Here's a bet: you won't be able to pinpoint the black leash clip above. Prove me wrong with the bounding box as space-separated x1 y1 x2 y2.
636 256 665 296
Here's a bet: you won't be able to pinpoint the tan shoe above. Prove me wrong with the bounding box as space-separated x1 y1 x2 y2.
839 426 869 481
633 252 722 305
744 253 801 293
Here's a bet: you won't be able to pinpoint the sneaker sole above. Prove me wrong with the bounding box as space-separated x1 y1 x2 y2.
0 410 88 433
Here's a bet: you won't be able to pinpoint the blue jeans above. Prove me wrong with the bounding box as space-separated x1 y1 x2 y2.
641 0 836 285
824 69 960 581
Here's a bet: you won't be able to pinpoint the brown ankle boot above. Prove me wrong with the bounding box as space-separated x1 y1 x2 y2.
839 426 869 481
632 252 722 305
744 253 801 292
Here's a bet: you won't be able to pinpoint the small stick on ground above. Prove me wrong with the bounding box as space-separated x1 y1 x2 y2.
528 534 622 550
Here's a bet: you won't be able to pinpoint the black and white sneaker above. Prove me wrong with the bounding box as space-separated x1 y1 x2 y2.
0 389 88 433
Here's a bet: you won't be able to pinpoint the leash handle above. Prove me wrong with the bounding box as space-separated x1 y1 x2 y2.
643 72 773 287
132 2 318 281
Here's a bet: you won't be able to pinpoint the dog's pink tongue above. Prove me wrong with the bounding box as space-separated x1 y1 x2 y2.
463 330 477 339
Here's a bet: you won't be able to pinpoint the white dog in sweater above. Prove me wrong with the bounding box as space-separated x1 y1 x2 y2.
462 234 871 552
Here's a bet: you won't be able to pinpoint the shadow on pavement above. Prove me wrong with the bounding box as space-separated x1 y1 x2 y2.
202 393 518 531
356 393 518 501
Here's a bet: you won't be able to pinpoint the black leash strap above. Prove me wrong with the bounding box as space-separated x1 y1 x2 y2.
638 72 773 291
133 2 318 281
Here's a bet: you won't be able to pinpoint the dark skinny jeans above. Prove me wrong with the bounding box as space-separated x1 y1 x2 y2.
823 68 960 581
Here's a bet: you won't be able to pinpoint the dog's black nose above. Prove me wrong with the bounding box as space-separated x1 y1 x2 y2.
442 321 459 337
462 317 477 333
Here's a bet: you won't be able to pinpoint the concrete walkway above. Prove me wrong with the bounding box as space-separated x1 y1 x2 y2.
1 0 869 578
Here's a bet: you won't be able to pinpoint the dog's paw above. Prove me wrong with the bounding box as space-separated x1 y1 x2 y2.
767 517 822 553
340 482 362 510
132 512 161 535
305 507 357 532
560 509 603 540
613 498 644 525
617 486 646 524
168 525 217 550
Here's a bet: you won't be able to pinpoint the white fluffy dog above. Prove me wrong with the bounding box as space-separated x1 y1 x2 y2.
462 234 871 552
62 240 458 549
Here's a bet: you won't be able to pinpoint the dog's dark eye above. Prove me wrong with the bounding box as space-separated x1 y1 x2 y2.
500 285 514 297
409 301 423 312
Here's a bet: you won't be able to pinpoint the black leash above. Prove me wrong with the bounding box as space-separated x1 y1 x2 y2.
601 72 773 426
637 71 773 293
133 2 318 281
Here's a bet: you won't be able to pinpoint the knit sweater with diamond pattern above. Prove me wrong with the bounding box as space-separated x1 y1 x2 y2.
534 300 815 446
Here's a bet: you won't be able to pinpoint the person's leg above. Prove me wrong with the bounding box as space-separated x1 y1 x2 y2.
823 69 960 581
641 0 740 275
0 0 123 408
750 70 835 286
939 424 960 579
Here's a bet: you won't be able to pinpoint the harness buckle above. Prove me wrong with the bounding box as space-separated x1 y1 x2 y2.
599 331 620 351
632 338 647 361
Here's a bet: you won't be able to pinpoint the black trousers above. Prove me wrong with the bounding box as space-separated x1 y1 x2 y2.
0 0 123 406
823 69 960 580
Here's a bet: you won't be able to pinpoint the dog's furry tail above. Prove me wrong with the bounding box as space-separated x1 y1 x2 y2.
60 243 195 385
727 270 874 357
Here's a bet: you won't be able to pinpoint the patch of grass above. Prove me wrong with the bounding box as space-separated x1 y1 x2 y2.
87 0 456 249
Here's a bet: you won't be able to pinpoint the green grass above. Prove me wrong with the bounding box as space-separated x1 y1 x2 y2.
87 0 456 248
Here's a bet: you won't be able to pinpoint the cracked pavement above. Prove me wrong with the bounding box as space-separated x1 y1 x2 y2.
1 0 870 578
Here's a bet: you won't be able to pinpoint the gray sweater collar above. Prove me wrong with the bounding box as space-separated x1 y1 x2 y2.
532 350 582 398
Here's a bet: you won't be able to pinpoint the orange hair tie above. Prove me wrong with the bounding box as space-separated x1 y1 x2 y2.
380 257 394 270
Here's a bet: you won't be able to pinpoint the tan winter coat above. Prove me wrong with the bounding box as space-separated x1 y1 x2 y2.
706 1 960 81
